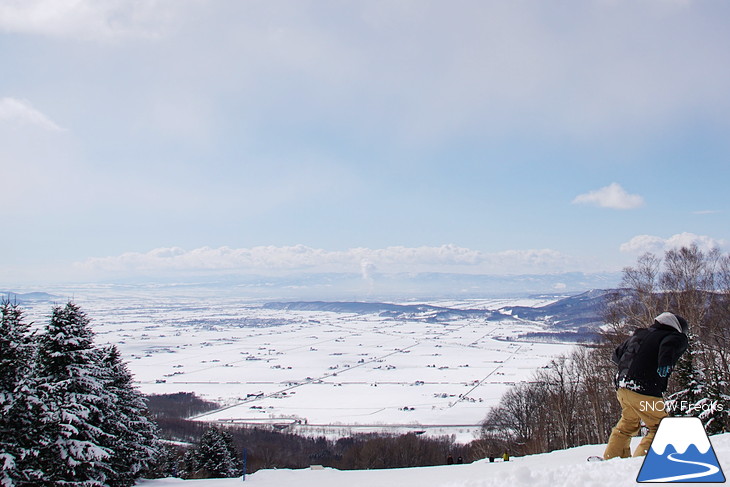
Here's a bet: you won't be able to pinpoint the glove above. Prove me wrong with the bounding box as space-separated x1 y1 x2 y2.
657 365 672 377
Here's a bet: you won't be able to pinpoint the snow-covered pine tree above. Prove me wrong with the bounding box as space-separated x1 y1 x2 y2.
182 448 199 477
98 344 162 486
0 299 42 486
220 429 237 473
191 427 237 478
666 333 706 416
700 368 730 434
667 333 729 433
33 302 115 486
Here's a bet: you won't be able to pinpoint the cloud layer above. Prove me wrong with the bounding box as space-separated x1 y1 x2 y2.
620 232 727 255
572 183 644 210
77 244 574 277
3 1 730 287
0 97 64 131
0 0 172 40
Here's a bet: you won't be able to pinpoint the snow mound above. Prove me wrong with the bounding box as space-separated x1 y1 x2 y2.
137 433 730 487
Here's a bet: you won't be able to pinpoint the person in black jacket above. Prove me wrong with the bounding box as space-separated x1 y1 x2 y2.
603 312 689 459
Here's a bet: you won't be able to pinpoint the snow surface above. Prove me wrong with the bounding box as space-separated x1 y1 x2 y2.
136 434 730 487
19 291 574 442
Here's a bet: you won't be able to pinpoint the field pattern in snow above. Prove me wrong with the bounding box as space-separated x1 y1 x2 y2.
21 293 573 442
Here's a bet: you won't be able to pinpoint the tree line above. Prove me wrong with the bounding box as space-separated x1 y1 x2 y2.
481 245 730 456
150 407 475 478
0 301 161 486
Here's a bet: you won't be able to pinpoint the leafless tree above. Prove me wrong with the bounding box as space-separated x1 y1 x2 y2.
482 245 730 455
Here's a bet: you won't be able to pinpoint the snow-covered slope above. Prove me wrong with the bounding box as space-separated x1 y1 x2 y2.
137 433 730 487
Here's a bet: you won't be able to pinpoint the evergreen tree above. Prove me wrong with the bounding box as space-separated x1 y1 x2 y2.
189 427 237 478
98 345 162 486
700 372 730 434
33 302 115 486
181 448 199 478
666 334 706 415
219 429 238 472
0 299 42 486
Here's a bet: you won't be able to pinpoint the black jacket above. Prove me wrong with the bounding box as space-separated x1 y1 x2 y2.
612 322 689 398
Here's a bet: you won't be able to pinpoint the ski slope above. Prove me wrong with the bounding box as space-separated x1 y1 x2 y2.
137 433 730 486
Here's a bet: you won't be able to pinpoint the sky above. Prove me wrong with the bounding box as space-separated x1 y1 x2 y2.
2 0 729 288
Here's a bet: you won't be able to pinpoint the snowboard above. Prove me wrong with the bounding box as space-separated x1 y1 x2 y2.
586 456 605 462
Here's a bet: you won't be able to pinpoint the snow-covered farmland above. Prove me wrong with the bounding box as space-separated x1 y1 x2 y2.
20 292 577 442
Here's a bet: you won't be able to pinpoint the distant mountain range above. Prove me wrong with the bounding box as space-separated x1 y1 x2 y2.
264 301 501 320
95 271 620 300
1 291 57 303
265 289 613 342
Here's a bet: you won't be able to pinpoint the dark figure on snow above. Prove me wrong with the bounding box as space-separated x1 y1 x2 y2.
603 312 689 459
447 454 454 465
456 456 463 464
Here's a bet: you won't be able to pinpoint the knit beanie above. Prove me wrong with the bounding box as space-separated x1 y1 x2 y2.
655 312 689 335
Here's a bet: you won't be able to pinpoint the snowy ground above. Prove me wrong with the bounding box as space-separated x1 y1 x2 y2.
137 433 730 486
19 289 573 442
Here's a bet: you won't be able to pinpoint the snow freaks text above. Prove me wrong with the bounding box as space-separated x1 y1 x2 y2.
640 399 726 415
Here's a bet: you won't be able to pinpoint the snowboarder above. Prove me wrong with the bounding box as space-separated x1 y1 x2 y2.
603 312 689 460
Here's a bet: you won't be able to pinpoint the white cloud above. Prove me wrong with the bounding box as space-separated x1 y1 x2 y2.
0 0 175 40
2 1 729 141
572 183 644 210
77 244 578 277
0 97 64 131
619 235 666 254
620 232 727 255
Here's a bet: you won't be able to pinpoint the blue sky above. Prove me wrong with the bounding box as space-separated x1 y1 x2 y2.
1 0 729 286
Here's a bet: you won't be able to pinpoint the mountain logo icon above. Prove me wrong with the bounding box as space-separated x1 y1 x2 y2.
637 416 726 483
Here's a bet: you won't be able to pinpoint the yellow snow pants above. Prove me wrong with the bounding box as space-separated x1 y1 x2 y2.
603 388 667 460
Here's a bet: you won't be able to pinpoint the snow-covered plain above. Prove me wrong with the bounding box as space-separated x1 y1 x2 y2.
136 434 730 487
19 290 574 442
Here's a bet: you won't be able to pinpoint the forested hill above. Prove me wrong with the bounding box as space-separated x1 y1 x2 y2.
264 301 498 320
499 289 610 330
264 290 610 331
